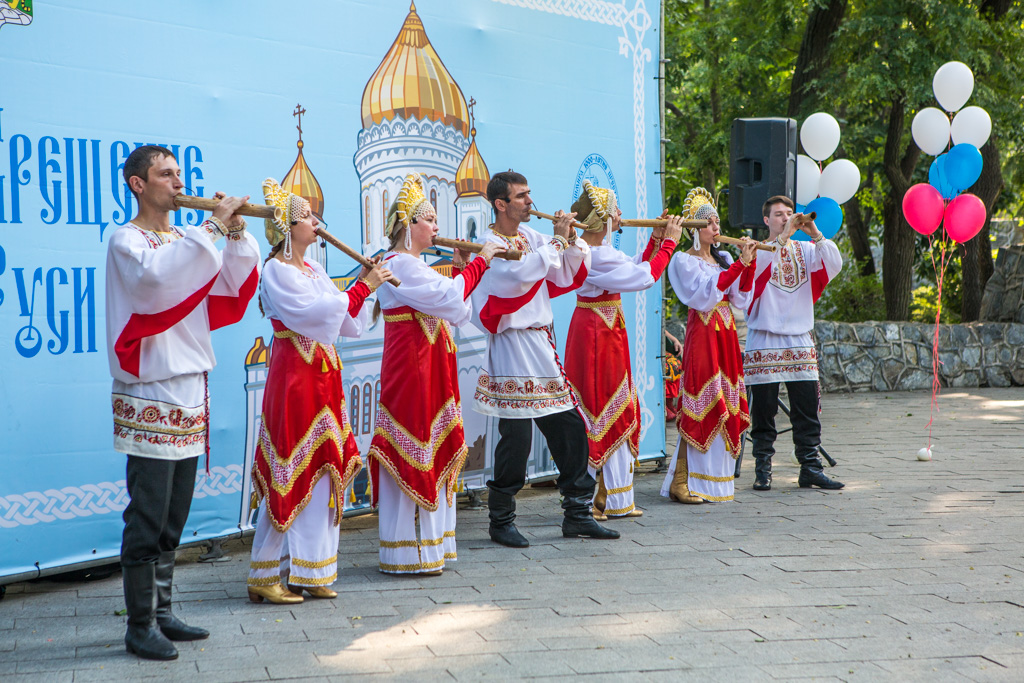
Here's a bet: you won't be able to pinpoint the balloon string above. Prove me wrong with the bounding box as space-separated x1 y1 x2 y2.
924 231 952 450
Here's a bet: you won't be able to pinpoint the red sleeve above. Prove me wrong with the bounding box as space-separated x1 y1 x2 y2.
451 264 463 278
642 234 661 261
716 259 745 292
457 256 489 300
207 265 259 331
739 259 755 292
546 259 589 298
345 280 371 318
647 239 676 281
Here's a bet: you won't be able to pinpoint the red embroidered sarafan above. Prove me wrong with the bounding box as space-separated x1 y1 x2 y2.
368 306 468 512
676 300 750 455
252 320 362 532
565 293 640 468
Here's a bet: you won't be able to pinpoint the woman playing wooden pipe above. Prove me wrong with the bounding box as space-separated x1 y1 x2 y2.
369 174 505 576
661 187 757 505
562 180 685 521
246 178 395 604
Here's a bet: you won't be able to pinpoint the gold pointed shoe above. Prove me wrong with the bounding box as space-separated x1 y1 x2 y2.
288 585 337 599
620 508 644 518
247 583 304 604
668 456 705 505
592 508 608 521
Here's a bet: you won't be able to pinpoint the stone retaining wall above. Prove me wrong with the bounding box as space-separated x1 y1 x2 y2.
664 317 1024 393
815 321 1024 392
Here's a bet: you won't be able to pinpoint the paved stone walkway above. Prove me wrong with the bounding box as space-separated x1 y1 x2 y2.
2 388 1023 682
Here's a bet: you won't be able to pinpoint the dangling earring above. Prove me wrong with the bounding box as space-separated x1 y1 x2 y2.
693 229 701 251
283 230 293 260
404 223 412 250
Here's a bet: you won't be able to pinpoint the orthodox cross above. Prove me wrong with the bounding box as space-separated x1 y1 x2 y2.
468 97 476 134
293 104 306 142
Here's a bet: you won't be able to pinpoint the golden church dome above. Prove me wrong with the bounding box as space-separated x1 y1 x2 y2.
456 127 490 198
282 105 325 220
361 1 470 137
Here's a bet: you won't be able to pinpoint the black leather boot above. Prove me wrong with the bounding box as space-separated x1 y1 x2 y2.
155 551 209 641
488 491 529 548
561 495 620 539
123 563 178 661
753 455 773 491
797 450 844 490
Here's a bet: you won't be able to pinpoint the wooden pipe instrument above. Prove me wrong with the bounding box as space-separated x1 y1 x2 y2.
173 194 281 221
432 236 523 261
530 208 778 253
173 195 402 286
315 228 402 287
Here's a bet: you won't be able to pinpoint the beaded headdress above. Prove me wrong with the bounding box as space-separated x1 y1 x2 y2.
682 187 718 250
681 187 718 222
570 180 618 233
385 174 434 248
262 177 311 259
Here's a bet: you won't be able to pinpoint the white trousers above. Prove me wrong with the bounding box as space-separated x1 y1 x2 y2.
588 443 636 516
248 477 340 587
377 471 456 574
660 435 735 502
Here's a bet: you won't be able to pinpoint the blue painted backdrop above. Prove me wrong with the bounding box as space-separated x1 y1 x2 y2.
0 0 663 581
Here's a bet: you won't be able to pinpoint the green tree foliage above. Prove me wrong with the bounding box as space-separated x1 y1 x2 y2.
663 0 1024 321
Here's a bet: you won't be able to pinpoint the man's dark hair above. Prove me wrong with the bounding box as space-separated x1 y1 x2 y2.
123 145 176 198
486 170 529 210
762 194 795 218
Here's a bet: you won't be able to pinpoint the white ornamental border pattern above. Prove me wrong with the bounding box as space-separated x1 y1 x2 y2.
492 0 657 435
0 465 244 528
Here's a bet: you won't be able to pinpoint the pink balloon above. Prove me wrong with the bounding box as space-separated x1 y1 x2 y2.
902 183 945 236
943 193 986 243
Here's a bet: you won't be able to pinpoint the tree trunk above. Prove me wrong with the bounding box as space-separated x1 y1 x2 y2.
788 0 848 118
881 98 920 320
845 194 876 275
961 141 1003 320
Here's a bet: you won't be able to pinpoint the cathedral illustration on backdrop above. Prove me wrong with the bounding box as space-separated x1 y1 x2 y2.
237 2 551 525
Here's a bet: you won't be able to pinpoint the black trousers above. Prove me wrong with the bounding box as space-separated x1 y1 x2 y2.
121 456 198 568
487 409 595 499
748 381 822 466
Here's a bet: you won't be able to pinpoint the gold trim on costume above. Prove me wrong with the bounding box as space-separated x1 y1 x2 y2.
605 503 636 516
379 536 445 548
246 576 283 587
693 492 734 502
607 483 633 495
379 558 446 573
273 328 340 370
689 471 734 483
287 573 338 586
372 398 463 471
249 559 280 570
291 556 338 570
576 298 625 330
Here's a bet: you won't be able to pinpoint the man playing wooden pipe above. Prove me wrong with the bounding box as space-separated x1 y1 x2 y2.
744 195 844 491
471 170 619 547
106 145 260 660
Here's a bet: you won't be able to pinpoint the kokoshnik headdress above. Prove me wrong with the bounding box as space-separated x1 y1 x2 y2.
681 187 718 250
570 179 618 233
385 174 434 250
262 177 311 260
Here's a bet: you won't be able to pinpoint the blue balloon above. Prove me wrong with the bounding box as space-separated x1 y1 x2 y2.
929 155 959 201
795 203 807 213
796 197 843 240
945 143 983 191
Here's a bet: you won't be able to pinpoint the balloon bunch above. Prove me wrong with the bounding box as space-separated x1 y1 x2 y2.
901 61 991 459
794 113 860 242
903 61 990 243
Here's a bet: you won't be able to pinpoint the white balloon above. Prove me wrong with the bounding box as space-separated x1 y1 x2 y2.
916 447 933 462
796 155 821 206
911 107 951 156
818 159 861 205
950 105 992 148
933 61 974 112
800 112 841 161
